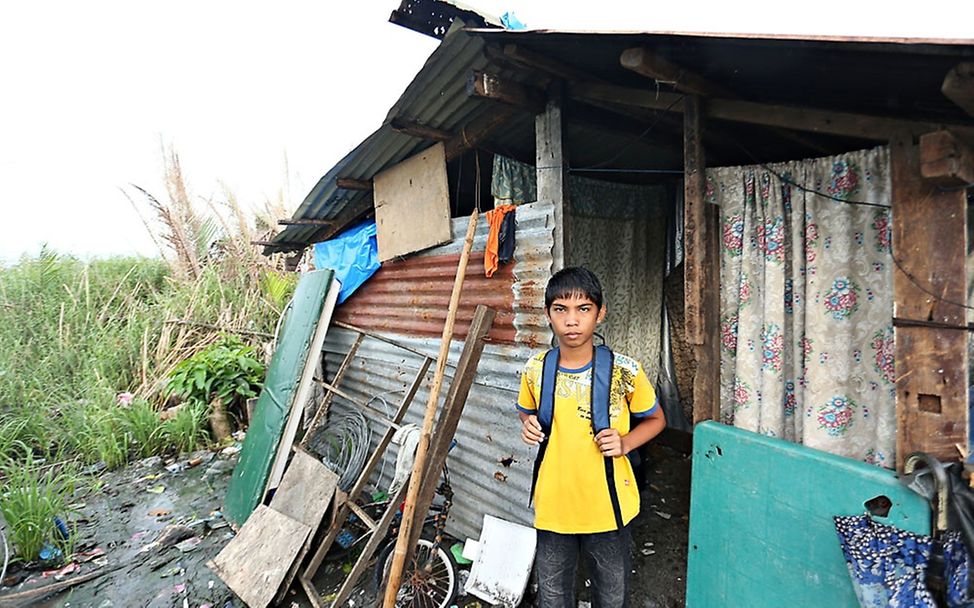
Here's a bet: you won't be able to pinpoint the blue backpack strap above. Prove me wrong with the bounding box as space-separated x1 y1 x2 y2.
592 345 624 529
529 348 558 507
590 344 614 434
537 348 559 434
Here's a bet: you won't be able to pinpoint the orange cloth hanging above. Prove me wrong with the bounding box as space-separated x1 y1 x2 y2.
485 204 516 277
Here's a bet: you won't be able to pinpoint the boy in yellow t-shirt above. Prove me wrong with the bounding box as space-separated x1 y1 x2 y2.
518 266 666 608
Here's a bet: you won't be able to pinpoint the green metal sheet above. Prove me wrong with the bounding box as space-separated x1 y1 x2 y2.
686 422 931 607
223 269 335 527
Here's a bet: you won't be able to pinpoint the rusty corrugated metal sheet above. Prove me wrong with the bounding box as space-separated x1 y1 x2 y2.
335 252 519 343
334 201 552 348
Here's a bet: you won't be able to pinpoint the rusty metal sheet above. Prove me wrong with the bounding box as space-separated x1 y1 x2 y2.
333 201 553 347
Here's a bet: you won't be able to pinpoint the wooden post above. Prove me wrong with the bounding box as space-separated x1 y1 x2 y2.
890 132 970 469
382 210 479 607
684 95 720 424
405 305 496 557
537 98 568 272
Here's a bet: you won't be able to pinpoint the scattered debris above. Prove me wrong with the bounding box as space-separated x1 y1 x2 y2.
146 484 166 494
654 511 672 520
139 524 195 553
641 548 657 556
74 547 107 562
176 536 203 552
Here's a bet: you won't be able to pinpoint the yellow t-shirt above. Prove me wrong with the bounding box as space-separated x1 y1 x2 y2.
517 351 659 534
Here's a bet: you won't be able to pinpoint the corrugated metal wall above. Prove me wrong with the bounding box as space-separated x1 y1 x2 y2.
317 201 554 541
335 201 552 348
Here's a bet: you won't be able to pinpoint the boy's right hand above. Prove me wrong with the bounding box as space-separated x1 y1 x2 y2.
521 415 545 446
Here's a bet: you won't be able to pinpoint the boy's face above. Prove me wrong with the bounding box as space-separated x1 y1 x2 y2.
545 294 605 349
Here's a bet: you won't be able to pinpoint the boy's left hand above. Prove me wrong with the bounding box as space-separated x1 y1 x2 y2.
595 429 625 457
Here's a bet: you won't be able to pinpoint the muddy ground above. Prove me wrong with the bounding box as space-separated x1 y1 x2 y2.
0 445 690 608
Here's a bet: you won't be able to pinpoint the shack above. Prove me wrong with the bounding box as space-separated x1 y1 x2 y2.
264 2 974 603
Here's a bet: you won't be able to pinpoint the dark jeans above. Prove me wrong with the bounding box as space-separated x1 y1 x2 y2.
536 526 631 608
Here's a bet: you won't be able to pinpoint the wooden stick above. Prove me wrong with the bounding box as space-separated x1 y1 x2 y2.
381 209 479 607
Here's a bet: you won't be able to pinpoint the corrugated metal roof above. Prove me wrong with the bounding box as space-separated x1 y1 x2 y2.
269 26 493 252
272 22 974 253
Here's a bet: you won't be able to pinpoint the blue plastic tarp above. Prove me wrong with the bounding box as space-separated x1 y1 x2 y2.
313 221 380 304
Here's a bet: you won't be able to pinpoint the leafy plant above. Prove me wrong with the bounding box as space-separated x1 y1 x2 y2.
166 335 264 409
0 448 79 562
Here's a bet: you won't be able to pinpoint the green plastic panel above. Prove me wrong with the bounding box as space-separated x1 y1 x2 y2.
223 269 335 527
686 422 931 607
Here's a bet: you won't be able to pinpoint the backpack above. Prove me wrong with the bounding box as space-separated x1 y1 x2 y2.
529 344 625 530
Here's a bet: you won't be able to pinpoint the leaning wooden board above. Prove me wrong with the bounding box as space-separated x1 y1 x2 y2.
208 505 310 608
223 269 337 527
268 449 340 605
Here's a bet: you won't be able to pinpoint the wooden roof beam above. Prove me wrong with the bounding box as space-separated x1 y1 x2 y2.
390 118 454 142
621 47 735 98
443 106 518 162
621 47 830 153
569 81 974 142
467 70 546 113
920 130 974 186
335 177 372 191
500 43 607 85
942 63 974 119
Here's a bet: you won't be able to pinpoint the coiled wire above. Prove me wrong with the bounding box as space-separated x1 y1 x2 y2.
317 409 371 492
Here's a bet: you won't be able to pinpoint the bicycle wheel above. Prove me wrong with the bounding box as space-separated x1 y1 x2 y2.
377 538 459 608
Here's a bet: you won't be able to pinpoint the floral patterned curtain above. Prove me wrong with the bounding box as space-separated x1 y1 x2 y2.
567 177 669 383
711 146 896 466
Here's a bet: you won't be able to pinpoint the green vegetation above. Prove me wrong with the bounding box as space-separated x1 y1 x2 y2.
166 335 265 411
0 150 297 561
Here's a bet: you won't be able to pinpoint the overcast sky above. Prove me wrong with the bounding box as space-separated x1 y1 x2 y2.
1 1 971 263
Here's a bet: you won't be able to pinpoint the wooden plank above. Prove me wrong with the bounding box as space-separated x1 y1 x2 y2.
467 70 546 113
568 81 973 142
373 142 452 261
208 505 311 608
335 177 372 191
537 98 567 272
265 278 342 497
890 132 969 469
382 211 479 607
942 63 974 118
684 95 720 423
268 450 340 606
919 130 974 186
406 305 495 556
684 94 707 348
270 449 340 526
390 118 454 142
298 357 432 595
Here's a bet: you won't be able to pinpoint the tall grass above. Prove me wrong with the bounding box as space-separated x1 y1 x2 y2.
0 148 298 561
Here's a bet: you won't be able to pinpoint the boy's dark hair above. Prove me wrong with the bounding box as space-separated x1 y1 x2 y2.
545 266 603 310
